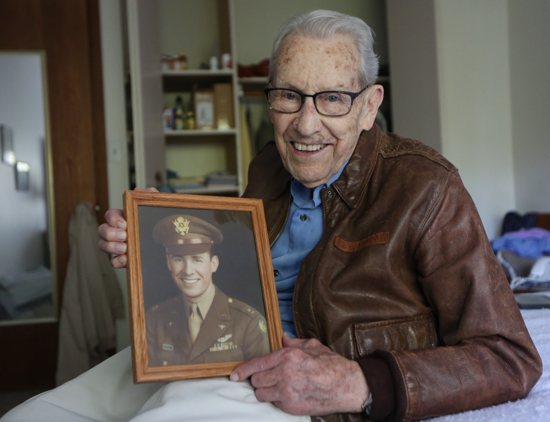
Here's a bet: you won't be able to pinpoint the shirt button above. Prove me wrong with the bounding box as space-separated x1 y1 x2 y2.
300 214 308 222
274 269 280 277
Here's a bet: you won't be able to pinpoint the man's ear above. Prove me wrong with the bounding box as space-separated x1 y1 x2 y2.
361 84 384 131
211 255 219 273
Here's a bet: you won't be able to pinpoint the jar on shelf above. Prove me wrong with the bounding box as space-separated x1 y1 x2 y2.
174 52 188 70
160 54 171 71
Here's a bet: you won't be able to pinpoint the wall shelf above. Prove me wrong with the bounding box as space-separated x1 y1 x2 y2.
164 128 237 137
127 0 243 193
172 185 239 195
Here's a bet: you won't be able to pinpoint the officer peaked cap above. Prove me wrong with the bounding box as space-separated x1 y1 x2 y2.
152 214 223 255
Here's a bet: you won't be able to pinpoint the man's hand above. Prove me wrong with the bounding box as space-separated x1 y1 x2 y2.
98 208 128 268
230 335 370 416
97 187 158 268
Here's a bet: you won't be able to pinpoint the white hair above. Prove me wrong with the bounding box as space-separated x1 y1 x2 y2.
269 9 379 86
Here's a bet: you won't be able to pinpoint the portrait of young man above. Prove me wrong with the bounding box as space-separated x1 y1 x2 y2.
143 213 270 367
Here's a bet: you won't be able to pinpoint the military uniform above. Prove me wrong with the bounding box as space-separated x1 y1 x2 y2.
146 287 269 366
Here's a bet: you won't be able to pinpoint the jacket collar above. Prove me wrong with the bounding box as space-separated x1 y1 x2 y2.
257 124 382 206
331 124 382 209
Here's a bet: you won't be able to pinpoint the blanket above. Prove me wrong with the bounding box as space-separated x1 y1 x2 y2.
3 309 549 421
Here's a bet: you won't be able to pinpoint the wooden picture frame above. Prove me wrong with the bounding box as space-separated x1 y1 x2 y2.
124 190 282 383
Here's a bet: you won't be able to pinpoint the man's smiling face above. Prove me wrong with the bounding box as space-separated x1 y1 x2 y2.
166 251 218 301
269 34 378 188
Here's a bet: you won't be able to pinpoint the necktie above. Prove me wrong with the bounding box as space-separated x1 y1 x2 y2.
189 303 202 343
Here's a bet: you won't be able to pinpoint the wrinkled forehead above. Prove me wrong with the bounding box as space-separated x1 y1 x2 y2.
273 34 361 88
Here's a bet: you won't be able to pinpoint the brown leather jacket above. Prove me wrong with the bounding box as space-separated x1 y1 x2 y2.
243 125 542 421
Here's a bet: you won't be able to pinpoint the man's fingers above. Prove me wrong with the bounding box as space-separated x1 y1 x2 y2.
254 384 282 404
98 239 127 255
97 223 127 257
98 223 127 243
282 334 306 348
230 349 286 381
110 254 128 269
249 364 280 389
135 187 159 193
283 335 324 351
103 208 127 229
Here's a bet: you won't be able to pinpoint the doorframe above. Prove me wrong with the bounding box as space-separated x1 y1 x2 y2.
0 0 108 390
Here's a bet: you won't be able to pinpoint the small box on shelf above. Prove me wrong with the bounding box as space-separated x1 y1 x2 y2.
194 91 215 129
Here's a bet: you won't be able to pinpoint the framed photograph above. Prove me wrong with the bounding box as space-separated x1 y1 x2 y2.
1 124 15 165
124 190 282 383
14 161 30 191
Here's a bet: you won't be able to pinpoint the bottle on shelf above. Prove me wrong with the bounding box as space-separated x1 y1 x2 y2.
186 111 196 130
173 95 185 130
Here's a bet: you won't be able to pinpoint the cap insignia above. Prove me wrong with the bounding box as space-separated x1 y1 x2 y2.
173 216 190 235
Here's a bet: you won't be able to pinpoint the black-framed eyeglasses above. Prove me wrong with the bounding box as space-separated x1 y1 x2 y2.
264 86 368 117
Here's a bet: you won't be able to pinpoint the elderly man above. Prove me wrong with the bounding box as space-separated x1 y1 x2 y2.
146 214 269 366
99 9 541 421
4 9 541 422
102 10 540 420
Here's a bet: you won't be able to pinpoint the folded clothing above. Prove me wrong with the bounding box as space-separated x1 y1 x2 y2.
497 249 550 291
491 228 550 258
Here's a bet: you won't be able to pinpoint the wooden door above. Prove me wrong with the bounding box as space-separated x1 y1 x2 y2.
0 0 108 390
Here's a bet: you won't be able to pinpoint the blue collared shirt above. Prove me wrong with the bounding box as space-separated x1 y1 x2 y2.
271 166 346 337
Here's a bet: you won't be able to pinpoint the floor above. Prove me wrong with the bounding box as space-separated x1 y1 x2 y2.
0 390 44 417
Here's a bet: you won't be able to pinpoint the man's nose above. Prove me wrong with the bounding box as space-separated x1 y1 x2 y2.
293 97 322 135
181 259 194 274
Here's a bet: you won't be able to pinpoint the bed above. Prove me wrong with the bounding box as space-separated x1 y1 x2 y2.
3 308 549 421
491 211 550 309
0 265 53 320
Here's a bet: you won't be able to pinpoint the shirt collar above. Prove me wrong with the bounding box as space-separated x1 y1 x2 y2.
185 283 216 319
290 161 348 208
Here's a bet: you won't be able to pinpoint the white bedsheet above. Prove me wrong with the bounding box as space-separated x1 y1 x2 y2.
1 347 307 422
3 309 549 421
428 308 550 422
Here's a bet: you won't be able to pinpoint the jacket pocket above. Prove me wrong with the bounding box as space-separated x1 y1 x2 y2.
353 313 438 357
333 231 389 252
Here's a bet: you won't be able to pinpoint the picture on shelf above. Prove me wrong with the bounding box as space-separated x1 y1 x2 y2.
194 91 215 129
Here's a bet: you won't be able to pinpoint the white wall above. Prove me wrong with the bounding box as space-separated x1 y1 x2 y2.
434 0 516 238
388 0 550 239
233 0 388 66
508 0 550 214
99 0 130 349
386 0 441 151
100 0 129 210
158 0 220 69
0 54 49 276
